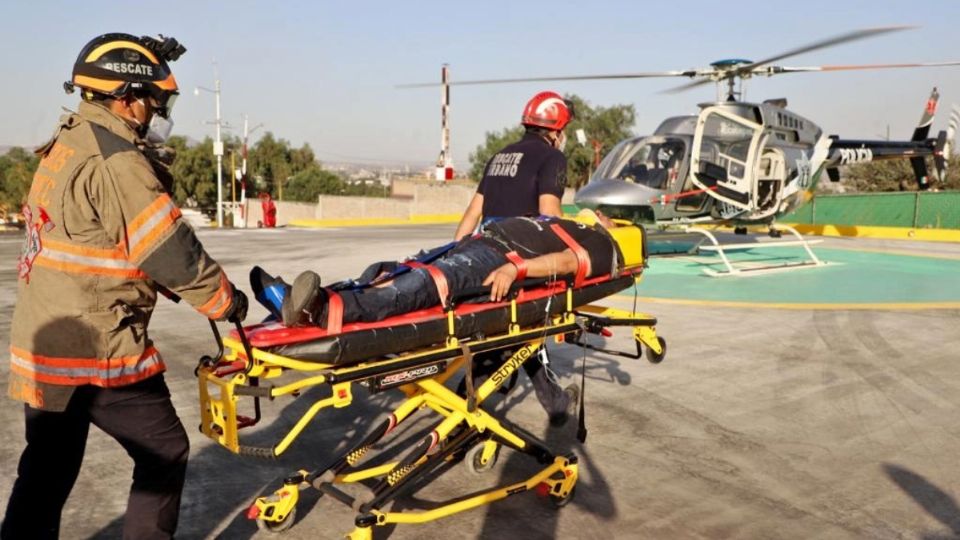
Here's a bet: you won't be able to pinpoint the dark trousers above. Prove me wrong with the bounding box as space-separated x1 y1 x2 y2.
1 375 189 540
337 238 508 323
469 349 568 418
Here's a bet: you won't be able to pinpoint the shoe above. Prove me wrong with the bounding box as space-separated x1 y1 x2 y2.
250 266 290 321
282 271 326 326
549 383 580 427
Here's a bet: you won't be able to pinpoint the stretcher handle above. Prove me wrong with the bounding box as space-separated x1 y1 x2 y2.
238 445 276 459
448 277 550 306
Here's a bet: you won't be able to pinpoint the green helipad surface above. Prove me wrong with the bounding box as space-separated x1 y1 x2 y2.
628 246 960 307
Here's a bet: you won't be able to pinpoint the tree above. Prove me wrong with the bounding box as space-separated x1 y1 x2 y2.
0 147 40 217
468 126 524 182
167 135 220 209
283 166 344 202
841 155 960 192
249 132 317 198
467 94 636 189
562 95 636 189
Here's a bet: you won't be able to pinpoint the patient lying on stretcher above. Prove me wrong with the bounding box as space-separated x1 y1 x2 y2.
265 211 627 329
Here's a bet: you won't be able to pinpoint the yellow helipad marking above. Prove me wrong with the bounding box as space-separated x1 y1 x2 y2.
290 214 461 228
781 223 960 243
612 294 960 311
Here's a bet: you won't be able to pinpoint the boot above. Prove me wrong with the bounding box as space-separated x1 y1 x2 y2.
249 266 290 321
282 270 328 327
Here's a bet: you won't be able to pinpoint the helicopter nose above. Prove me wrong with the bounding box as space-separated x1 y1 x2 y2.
574 179 661 223
574 178 662 208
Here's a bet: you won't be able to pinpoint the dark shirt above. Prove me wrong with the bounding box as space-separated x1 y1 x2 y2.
481 217 620 278
477 132 566 218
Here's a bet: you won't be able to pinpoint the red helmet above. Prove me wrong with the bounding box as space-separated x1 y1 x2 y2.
521 91 573 131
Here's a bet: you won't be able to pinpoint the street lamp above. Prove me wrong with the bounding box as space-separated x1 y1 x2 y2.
195 68 225 227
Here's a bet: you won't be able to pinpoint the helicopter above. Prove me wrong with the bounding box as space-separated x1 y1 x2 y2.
405 26 960 230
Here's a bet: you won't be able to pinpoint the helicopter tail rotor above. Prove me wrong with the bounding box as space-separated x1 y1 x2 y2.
946 105 960 159
930 131 948 186
929 105 960 185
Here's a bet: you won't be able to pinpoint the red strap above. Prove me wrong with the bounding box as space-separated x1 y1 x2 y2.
549 224 589 288
406 262 450 308
504 251 528 282
324 288 343 334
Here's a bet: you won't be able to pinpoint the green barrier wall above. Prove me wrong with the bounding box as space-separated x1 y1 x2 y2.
566 192 960 229
781 192 960 229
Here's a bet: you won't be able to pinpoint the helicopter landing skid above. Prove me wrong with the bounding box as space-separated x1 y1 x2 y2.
684 224 828 277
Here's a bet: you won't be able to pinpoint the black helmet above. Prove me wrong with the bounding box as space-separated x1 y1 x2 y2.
66 33 186 116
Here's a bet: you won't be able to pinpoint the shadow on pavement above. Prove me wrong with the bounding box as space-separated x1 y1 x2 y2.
883 463 960 539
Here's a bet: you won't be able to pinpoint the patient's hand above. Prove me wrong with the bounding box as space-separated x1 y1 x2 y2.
483 263 518 302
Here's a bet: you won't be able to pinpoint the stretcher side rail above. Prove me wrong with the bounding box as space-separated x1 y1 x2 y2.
200 312 588 458
197 286 662 459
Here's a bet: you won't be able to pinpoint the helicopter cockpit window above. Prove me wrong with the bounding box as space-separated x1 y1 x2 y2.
597 137 686 189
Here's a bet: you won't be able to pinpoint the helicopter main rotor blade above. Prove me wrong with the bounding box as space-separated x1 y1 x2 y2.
764 61 960 74
661 77 714 94
396 71 694 89
662 25 916 94
739 25 913 73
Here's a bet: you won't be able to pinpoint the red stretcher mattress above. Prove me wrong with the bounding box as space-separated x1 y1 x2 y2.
231 271 638 366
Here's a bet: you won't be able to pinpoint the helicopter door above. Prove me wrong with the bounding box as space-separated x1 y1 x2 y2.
690 106 764 210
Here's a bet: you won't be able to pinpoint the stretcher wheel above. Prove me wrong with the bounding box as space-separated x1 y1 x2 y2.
550 486 576 508
465 442 499 474
256 507 296 534
645 337 667 364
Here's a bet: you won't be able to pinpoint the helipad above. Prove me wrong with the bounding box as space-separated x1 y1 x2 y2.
629 240 960 309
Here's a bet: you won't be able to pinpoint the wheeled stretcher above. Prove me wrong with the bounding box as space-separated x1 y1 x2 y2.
196 228 666 538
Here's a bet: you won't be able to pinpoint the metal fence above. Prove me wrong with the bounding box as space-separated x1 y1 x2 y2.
781 192 960 229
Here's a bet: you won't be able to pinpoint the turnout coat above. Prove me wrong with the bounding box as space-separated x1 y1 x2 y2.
9 101 234 411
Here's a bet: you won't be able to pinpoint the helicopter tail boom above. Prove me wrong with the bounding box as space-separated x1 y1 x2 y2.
827 137 941 190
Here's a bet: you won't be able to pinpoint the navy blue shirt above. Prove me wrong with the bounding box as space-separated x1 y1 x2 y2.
477 132 566 219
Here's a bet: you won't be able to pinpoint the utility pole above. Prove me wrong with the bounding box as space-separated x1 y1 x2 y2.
195 63 225 227
230 150 236 206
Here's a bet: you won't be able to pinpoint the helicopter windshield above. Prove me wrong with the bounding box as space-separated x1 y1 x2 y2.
594 136 686 190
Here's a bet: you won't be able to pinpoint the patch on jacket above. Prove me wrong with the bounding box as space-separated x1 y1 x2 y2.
17 205 49 283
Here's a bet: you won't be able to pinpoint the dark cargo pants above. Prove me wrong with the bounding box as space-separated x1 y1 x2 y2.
1 374 189 540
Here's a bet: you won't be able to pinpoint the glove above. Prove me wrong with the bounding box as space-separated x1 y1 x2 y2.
223 287 249 323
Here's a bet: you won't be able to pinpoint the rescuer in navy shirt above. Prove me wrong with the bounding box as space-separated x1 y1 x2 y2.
454 91 572 240
453 91 579 426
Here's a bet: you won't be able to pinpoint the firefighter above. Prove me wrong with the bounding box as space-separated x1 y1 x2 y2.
453 92 578 427
2 34 247 540
453 90 573 240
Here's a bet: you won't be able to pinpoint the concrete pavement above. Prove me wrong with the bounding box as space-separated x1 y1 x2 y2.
0 225 957 539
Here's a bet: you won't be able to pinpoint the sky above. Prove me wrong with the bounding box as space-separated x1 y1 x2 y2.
2 0 960 171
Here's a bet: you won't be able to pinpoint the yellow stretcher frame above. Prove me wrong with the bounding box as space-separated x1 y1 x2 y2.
196 278 665 538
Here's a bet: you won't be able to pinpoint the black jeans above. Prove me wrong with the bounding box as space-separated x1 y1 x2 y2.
337 238 508 323
1 374 189 540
